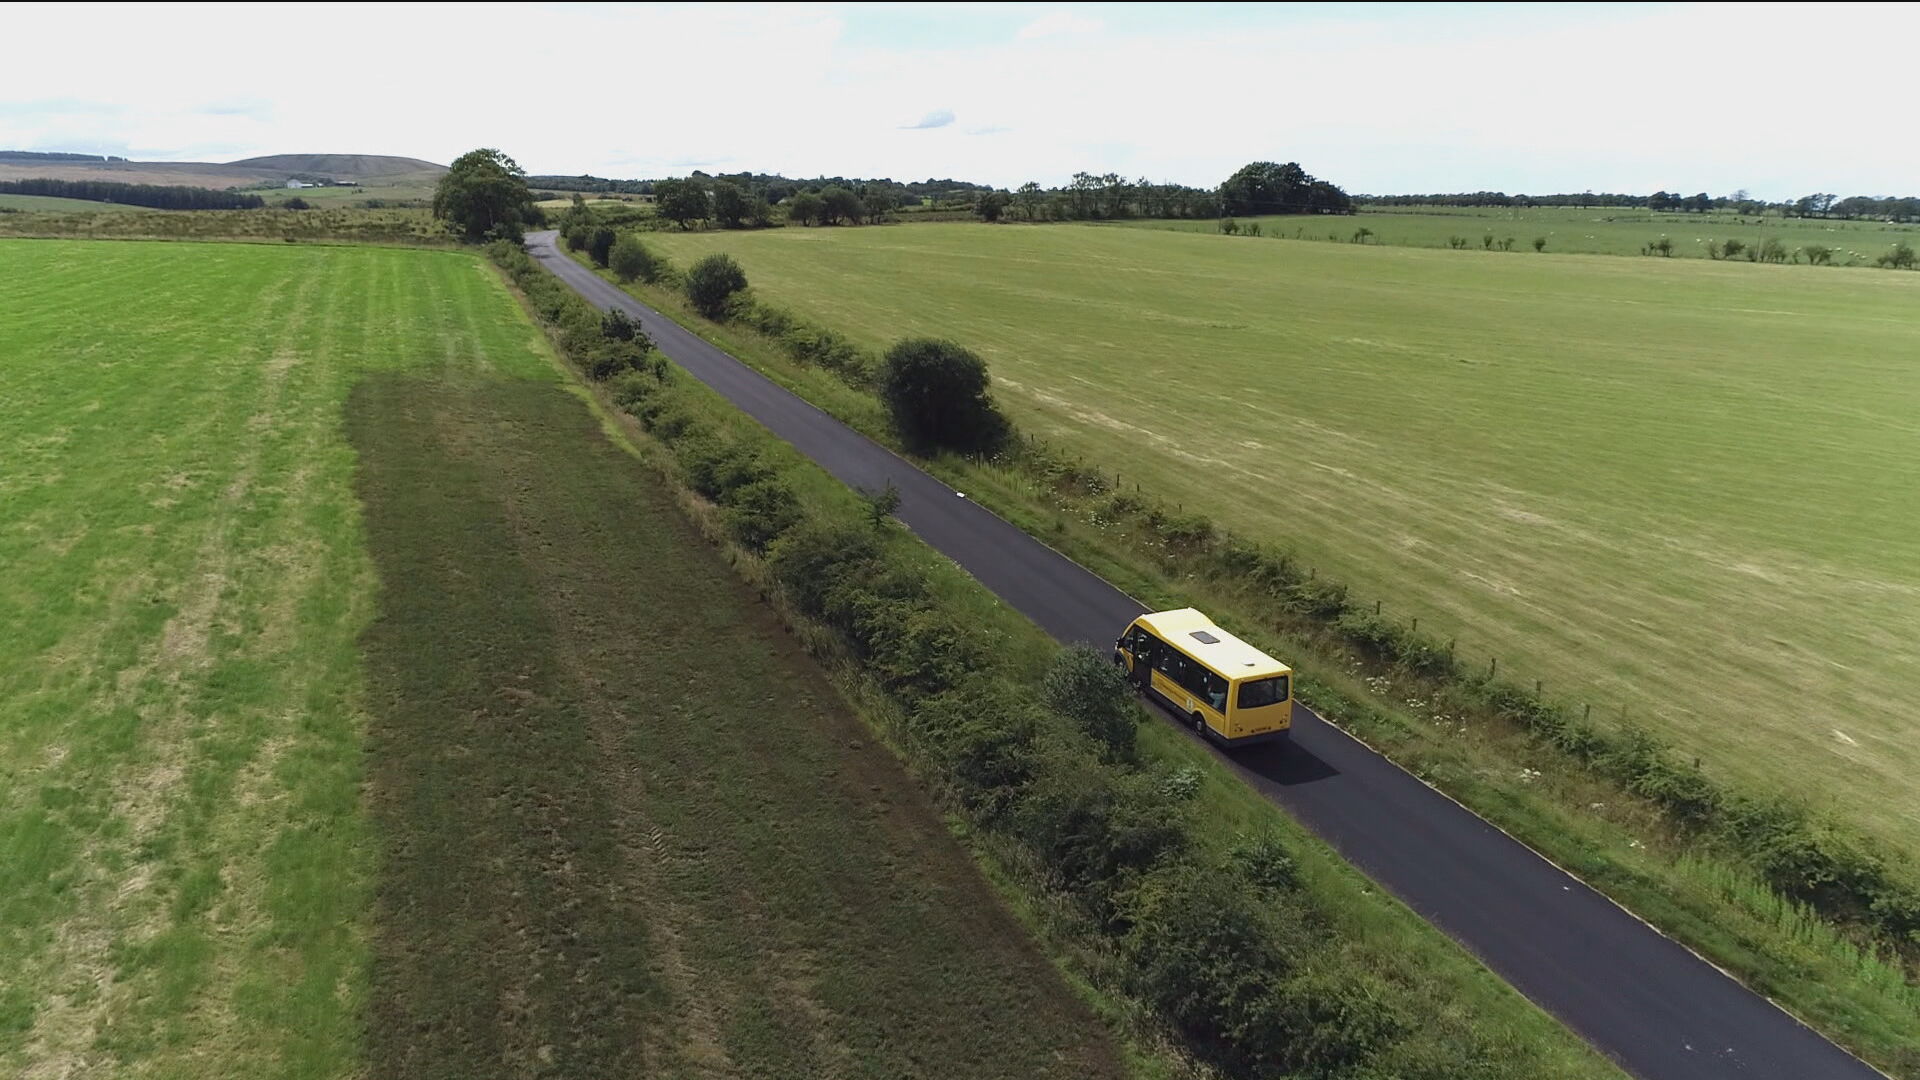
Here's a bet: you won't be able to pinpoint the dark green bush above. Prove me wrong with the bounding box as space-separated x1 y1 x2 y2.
1229 831 1300 892
767 520 883 619
1042 646 1139 762
1010 745 1187 919
601 308 638 341
912 678 1043 824
677 434 770 499
587 226 617 267
878 337 1010 454
609 233 663 283
685 252 748 319
723 478 804 552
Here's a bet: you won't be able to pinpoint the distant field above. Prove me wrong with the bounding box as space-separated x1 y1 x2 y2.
642 223 1920 855
1117 204 1920 263
0 154 444 193
0 193 146 212
256 184 436 207
0 207 448 245
0 238 1125 1078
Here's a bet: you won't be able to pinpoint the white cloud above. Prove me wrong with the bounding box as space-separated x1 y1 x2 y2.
902 108 956 130
1016 11 1104 39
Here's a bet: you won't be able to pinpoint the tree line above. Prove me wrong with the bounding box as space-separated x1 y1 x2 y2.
978 163 1353 224
0 150 130 163
0 177 266 210
1360 188 1920 222
533 159 1354 229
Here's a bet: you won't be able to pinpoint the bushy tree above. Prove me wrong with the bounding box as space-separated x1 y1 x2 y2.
820 185 864 225
283 196 310 210
786 191 824 226
1042 646 1139 761
684 252 748 318
558 191 591 234
1532 236 1547 252
878 337 1009 453
712 180 751 229
1218 160 1350 216
433 148 538 242
601 308 638 341
974 190 1011 222
654 177 709 229
609 233 661 282
1879 241 1917 269
588 226 617 267
563 223 592 252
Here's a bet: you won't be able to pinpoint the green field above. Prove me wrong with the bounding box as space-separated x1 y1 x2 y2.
1116 204 1920 264
0 239 1125 1077
640 223 1920 856
0 194 147 213
0 208 448 245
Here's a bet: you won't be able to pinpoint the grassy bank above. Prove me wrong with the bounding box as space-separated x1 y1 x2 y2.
567 239 1920 1075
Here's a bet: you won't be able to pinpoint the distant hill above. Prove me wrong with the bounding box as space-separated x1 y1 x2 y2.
228 154 447 182
0 152 445 191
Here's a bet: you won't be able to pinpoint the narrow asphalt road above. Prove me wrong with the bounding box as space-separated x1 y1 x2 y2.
525 231 1880 1080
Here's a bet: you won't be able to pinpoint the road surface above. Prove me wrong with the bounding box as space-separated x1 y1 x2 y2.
524 231 1879 1080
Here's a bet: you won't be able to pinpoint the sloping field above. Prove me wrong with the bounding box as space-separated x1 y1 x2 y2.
0 194 149 212
641 223 1920 855
228 155 445 183
0 238 1123 1078
0 154 444 191
1120 205 1920 263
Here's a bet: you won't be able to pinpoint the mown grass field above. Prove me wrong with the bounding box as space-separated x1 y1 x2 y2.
640 223 1920 857
0 238 1125 1078
1118 203 1920 264
0 194 147 213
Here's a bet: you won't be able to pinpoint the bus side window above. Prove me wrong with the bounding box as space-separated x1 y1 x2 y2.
1206 672 1227 712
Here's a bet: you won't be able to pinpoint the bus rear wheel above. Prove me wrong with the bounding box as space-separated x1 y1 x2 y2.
1190 712 1207 736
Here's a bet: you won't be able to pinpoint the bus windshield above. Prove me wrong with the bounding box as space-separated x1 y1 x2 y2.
1237 676 1289 710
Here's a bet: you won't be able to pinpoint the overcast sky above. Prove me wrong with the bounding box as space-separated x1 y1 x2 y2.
3 2 1911 199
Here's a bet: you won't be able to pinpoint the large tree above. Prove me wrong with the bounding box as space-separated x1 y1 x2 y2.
819 185 865 226
433 148 539 242
654 177 710 229
1218 161 1323 216
712 180 751 229
786 191 825 226
878 338 1008 453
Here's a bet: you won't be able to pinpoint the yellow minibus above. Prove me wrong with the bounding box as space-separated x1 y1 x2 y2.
1113 608 1292 745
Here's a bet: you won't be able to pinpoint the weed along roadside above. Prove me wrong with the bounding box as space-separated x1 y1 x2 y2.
489 237 1624 1080
537 230 1915 1078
